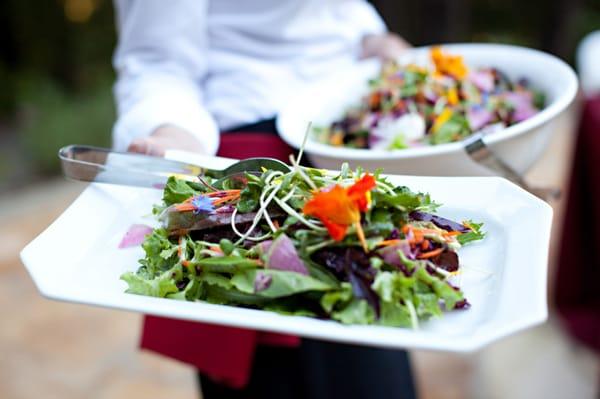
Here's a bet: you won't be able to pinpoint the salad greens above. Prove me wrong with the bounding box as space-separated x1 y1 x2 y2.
315 46 545 150
122 163 485 328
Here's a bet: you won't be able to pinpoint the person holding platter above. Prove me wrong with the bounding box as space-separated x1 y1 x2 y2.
112 1 415 397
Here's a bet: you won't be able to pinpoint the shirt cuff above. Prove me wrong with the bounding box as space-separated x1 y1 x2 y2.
112 87 220 155
350 2 388 59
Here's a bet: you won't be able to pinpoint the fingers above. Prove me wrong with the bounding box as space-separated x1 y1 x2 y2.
361 33 412 62
127 137 165 156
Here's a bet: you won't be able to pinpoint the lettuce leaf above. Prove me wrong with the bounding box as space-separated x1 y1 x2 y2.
138 228 178 278
121 270 178 297
457 220 486 245
331 299 375 324
320 283 353 313
162 176 200 205
379 301 411 327
231 269 334 298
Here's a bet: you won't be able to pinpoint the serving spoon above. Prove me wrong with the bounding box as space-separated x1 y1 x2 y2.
58 145 290 189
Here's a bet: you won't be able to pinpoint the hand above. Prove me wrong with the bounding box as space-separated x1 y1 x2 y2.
360 33 411 62
127 125 207 156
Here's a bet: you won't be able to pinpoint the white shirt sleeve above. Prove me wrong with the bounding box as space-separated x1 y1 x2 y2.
112 0 219 154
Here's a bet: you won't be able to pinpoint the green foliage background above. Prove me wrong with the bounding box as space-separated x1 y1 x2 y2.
0 0 598 186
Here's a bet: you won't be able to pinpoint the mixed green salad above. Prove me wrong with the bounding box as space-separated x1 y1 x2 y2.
314 47 545 150
122 162 485 328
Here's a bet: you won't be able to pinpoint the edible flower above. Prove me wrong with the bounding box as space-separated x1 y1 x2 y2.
303 174 376 251
430 46 468 79
173 189 241 214
446 86 459 105
174 194 215 214
190 195 215 214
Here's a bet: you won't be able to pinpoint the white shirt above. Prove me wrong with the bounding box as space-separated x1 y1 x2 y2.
112 0 386 153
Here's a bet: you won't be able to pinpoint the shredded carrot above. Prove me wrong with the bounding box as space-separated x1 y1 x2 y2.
273 220 280 230
443 230 461 237
174 203 196 212
209 245 223 254
417 247 444 259
377 239 401 247
413 229 424 244
182 260 190 267
421 228 443 235
212 194 240 206
330 131 344 146
421 240 431 250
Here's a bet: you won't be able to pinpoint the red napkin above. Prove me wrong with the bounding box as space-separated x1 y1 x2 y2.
556 96 600 354
141 132 300 388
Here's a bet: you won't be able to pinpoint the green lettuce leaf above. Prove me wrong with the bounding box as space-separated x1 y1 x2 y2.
457 220 486 245
121 270 178 297
162 176 200 205
203 284 270 306
414 267 462 310
199 272 233 289
138 228 178 277
231 269 334 298
320 283 353 313
378 301 411 327
372 185 438 213
331 299 375 325
167 278 202 301
237 180 262 213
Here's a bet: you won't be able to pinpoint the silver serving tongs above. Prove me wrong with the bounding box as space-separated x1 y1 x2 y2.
463 133 560 201
58 145 290 188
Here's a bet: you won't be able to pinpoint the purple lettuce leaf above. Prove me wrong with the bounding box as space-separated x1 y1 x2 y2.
409 211 470 233
429 250 459 272
313 247 380 316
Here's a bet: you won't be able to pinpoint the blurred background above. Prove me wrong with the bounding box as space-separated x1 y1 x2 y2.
1 0 599 189
1 0 599 398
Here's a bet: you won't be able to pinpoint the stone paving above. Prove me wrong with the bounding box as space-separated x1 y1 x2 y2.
1 107 598 398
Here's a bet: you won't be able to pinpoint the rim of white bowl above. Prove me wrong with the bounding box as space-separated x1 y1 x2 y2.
277 43 579 160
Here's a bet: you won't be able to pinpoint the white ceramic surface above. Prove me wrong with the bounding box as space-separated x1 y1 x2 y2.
277 43 578 176
20 155 553 352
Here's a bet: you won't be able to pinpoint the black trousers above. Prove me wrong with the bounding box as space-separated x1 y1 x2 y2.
199 339 416 399
200 119 417 399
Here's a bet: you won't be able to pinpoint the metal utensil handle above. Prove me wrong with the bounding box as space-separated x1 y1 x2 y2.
464 134 560 201
464 135 529 186
58 145 214 188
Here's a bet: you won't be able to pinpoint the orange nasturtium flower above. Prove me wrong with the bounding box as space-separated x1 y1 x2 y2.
430 46 468 80
303 174 376 251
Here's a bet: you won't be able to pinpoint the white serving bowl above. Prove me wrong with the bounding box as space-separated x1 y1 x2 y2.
277 43 578 176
